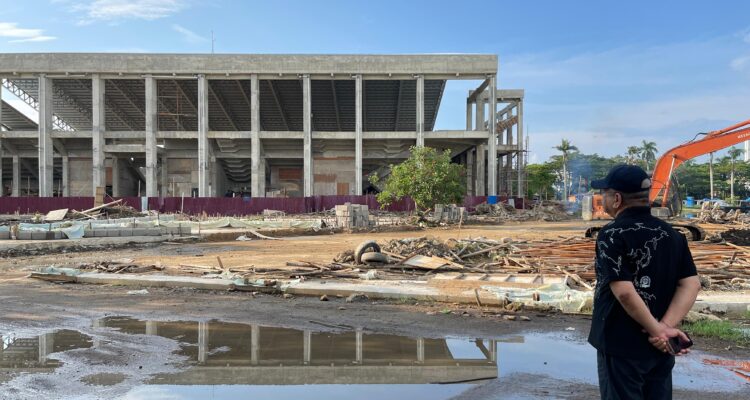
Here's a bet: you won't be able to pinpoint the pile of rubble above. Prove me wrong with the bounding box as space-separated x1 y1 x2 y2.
721 229 750 246
695 202 750 224
473 201 570 222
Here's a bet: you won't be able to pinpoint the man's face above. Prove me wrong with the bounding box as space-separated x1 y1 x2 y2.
601 189 623 218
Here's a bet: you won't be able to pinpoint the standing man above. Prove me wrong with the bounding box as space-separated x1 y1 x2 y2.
588 165 701 399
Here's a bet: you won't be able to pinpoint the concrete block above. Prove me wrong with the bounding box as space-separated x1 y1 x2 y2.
0 231 11 240
120 229 133 237
105 230 121 237
16 231 33 240
31 231 54 240
83 229 95 238
94 229 108 237
132 228 149 236
53 231 65 240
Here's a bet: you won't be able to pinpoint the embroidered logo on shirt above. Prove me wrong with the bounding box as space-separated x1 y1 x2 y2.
639 275 651 288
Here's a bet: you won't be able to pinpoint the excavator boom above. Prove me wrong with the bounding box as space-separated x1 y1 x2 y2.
650 119 750 208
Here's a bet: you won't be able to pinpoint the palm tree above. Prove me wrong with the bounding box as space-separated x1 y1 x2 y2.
709 152 715 199
554 139 578 201
728 146 744 202
626 146 641 165
640 140 658 170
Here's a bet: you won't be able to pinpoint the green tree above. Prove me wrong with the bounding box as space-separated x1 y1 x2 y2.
728 147 744 202
553 139 578 200
626 146 641 165
526 163 557 199
640 140 658 170
370 146 465 212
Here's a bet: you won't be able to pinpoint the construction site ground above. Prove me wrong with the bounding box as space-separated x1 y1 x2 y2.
1 219 749 398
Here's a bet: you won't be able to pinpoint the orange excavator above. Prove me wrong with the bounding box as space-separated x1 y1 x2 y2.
584 119 750 240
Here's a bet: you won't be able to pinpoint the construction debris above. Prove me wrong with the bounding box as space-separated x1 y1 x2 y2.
695 202 750 225
335 203 372 229
433 204 467 223
720 229 750 246
472 201 570 222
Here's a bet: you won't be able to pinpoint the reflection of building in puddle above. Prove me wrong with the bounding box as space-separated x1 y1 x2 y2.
100 316 504 385
0 330 93 374
1 317 509 385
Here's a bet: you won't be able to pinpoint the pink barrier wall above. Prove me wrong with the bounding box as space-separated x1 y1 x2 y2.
0 195 525 215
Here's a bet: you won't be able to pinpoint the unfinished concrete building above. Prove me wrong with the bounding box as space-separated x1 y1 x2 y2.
0 53 525 198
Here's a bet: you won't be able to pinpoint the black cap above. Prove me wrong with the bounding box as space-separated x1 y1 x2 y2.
591 164 651 193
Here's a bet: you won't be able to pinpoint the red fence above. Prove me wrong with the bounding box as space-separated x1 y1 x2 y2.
0 195 525 216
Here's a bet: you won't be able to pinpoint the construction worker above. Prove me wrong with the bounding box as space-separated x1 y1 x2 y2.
588 164 701 400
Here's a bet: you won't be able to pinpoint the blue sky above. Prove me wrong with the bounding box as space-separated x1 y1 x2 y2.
2 0 750 163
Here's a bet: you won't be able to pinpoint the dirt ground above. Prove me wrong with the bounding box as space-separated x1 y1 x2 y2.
1 220 749 399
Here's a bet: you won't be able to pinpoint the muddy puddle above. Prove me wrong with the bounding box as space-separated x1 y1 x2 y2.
1 317 747 399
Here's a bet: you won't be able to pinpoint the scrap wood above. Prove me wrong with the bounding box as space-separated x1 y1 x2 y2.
246 229 280 240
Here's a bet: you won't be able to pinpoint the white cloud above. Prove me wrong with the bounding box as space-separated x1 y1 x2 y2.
0 22 57 43
70 0 188 24
172 24 207 44
730 55 750 71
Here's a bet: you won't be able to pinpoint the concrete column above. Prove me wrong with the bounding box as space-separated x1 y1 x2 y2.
0 86 3 197
144 76 158 197
417 337 425 363
487 75 497 196
355 74 363 194
160 154 168 196
506 106 514 197
250 325 259 365
250 74 263 197
12 156 19 197
466 149 474 195
465 99 473 130
111 157 119 197
38 75 53 197
302 75 313 197
259 159 267 196
145 321 158 336
475 99 485 131
517 101 524 198
303 330 312 365
197 74 210 197
416 75 424 147
475 98 486 196
62 156 69 197
198 321 208 364
490 340 497 362
355 329 363 364
476 145 485 196
38 333 53 364
92 75 106 195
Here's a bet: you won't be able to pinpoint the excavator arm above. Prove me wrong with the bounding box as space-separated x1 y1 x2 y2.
650 119 750 208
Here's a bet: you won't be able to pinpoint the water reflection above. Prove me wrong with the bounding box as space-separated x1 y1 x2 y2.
0 329 92 372
98 316 499 385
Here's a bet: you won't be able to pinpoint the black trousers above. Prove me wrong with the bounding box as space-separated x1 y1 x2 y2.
597 350 675 400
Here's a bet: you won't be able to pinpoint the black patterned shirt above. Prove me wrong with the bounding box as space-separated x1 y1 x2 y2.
587 206 697 359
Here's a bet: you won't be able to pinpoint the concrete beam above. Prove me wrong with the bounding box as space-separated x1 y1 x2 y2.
145 76 158 197
303 75 312 196
355 74 363 195
104 144 146 153
92 74 106 195
197 74 210 197
38 74 53 197
0 54 498 75
466 78 489 103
